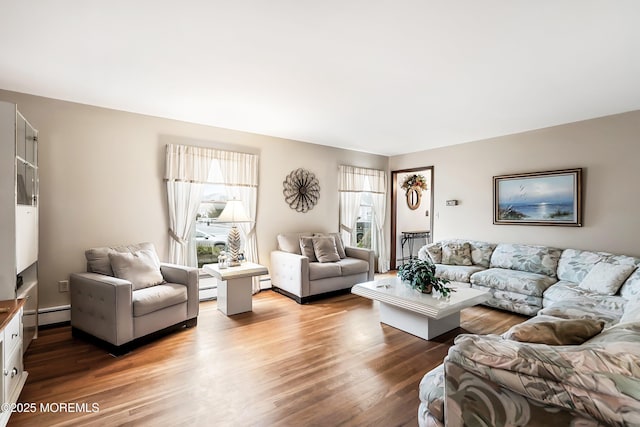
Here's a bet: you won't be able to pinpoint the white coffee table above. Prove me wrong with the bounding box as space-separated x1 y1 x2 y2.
202 262 268 315
352 277 489 340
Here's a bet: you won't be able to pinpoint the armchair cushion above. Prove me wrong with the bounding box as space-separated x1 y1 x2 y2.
85 242 157 276
309 262 341 281
109 249 164 290
132 283 188 317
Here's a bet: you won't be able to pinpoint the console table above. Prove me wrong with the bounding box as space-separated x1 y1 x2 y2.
203 263 268 315
400 230 430 264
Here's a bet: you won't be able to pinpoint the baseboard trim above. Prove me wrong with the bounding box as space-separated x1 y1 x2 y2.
39 305 71 326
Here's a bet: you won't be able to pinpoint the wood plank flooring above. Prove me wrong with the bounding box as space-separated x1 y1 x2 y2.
10 287 526 427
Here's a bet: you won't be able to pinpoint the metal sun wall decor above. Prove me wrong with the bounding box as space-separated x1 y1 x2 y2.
283 168 320 212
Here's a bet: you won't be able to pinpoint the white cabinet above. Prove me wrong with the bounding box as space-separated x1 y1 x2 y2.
0 302 27 427
0 100 39 321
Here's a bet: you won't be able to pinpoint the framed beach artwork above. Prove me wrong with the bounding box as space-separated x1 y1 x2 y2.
493 168 582 226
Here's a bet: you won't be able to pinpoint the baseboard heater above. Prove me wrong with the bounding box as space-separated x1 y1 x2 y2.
38 305 71 326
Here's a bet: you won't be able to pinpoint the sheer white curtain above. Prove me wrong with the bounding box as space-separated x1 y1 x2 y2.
218 150 261 293
338 165 389 273
165 145 216 265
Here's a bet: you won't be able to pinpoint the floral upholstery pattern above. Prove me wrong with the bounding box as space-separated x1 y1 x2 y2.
419 239 496 267
435 265 484 283
419 242 442 264
418 364 445 426
472 284 542 316
418 241 640 427
443 332 640 427
471 268 556 297
620 267 640 299
441 242 473 266
490 243 562 277
556 248 608 283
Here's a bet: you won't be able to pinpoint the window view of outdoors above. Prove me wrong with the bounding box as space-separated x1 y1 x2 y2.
356 193 373 248
195 184 231 268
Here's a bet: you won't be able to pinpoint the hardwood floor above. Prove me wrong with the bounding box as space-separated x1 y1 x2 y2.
11 287 526 427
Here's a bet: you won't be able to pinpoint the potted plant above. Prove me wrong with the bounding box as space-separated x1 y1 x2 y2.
398 259 453 298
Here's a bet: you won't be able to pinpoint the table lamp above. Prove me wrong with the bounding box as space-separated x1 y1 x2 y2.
217 199 251 266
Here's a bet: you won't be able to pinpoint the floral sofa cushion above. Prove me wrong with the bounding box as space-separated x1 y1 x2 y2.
471 268 556 297
489 243 562 277
419 239 496 268
471 284 542 316
556 248 609 283
434 265 484 284
620 266 640 299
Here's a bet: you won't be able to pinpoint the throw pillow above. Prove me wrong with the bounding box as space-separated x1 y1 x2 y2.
441 242 472 266
312 237 341 263
314 233 346 259
109 249 164 290
504 317 605 345
578 262 636 295
299 237 317 262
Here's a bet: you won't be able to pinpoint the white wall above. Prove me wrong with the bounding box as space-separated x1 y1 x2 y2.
390 110 640 257
0 90 388 310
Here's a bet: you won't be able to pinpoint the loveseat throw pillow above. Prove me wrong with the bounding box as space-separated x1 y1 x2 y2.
312 236 341 263
108 249 164 290
578 262 636 295
504 317 605 345
441 242 472 266
299 236 318 262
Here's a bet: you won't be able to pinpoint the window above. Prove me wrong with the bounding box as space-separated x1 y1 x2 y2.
194 183 231 268
356 193 373 249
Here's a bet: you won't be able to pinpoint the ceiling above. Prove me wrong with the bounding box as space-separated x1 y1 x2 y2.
1 1 639 156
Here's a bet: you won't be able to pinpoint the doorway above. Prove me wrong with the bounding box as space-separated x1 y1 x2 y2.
390 166 434 270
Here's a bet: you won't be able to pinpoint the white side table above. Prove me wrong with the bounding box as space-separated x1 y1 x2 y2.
202 262 268 315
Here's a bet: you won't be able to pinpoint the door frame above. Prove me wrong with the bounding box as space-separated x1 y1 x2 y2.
390 166 434 270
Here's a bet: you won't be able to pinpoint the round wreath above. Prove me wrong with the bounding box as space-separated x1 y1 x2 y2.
401 173 427 194
283 168 320 212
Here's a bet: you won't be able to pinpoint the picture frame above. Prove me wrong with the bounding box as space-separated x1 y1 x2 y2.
493 168 582 226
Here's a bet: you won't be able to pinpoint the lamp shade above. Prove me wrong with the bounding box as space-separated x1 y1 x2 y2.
217 199 251 223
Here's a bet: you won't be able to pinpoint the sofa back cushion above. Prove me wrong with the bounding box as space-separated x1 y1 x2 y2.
578 262 636 296
85 242 157 276
620 268 640 300
277 232 313 254
557 249 608 283
419 239 495 267
490 243 561 277
441 242 472 266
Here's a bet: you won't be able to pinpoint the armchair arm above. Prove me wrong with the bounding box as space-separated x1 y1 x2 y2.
70 272 134 346
270 250 310 298
445 334 640 425
160 263 199 319
345 246 375 280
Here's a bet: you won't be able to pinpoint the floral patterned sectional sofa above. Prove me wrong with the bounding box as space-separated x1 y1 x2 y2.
416 239 640 426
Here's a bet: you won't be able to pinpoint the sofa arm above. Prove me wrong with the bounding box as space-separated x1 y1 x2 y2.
160 263 199 319
70 272 134 346
445 333 640 426
345 246 375 280
270 250 310 298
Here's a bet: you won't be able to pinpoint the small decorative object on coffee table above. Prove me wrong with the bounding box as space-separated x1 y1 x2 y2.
398 258 452 298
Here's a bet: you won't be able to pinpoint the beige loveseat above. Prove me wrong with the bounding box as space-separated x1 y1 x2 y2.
270 232 374 303
70 242 199 354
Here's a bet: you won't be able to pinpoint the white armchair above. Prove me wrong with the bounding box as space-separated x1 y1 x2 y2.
70 242 198 354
